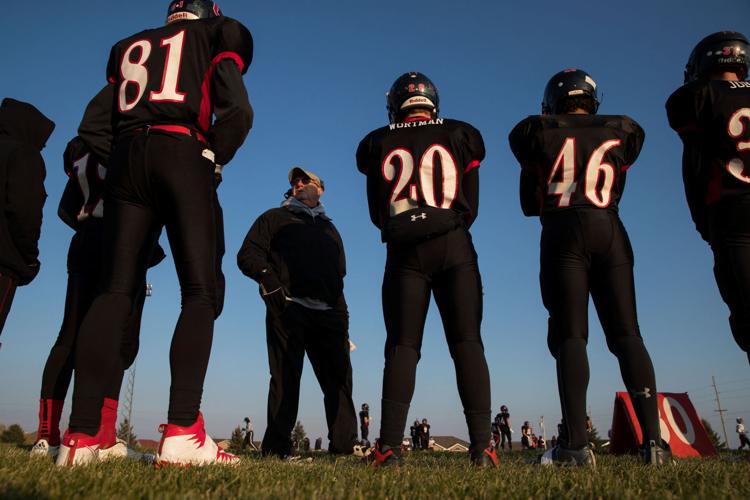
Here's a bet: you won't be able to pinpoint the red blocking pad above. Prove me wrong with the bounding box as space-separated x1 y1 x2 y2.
610 392 717 457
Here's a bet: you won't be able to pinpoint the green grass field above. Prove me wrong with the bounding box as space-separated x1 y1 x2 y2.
1 444 749 499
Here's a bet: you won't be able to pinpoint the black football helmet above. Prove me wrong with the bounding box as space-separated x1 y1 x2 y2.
542 69 600 115
684 31 749 83
166 0 222 23
386 72 439 124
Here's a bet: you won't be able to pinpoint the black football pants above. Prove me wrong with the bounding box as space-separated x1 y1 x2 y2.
0 273 17 339
540 209 660 450
709 195 750 364
70 131 220 434
40 221 147 403
262 302 357 457
379 227 491 450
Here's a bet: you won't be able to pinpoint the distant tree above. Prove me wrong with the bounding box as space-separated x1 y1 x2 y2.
587 425 606 449
1 424 26 444
701 419 727 451
117 418 137 447
292 421 307 451
229 426 244 453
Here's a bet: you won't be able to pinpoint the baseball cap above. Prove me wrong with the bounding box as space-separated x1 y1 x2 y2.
288 166 324 189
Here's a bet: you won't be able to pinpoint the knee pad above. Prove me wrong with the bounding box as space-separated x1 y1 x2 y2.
605 335 645 358
384 343 420 364
448 340 485 363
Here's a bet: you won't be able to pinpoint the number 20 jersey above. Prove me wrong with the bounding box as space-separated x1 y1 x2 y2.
106 16 252 135
508 115 644 215
666 80 750 206
356 118 485 230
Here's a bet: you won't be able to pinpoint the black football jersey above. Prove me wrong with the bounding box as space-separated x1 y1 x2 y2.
58 137 106 229
356 118 485 233
106 16 252 136
666 80 750 206
508 115 644 215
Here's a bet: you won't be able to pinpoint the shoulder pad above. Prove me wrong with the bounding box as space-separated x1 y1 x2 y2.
215 17 253 74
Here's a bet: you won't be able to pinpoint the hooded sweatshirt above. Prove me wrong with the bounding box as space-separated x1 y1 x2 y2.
0 98 54 285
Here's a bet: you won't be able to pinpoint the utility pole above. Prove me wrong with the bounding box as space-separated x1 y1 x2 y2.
123 361 137 447
120 283 153 448
712 375 729 448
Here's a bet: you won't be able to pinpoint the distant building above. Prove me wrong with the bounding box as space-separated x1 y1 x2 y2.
414 436 469 452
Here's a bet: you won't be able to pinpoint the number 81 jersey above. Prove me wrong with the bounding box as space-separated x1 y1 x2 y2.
356 118 486 233
508 115 644 215
106 16 252 135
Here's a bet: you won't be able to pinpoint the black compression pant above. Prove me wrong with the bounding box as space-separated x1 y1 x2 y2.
540 209 659 450
70 131 220 434
709 195 750 364
40 221 147 403
379 227 490 450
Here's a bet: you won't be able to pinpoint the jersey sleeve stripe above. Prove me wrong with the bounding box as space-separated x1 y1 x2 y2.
464 160 480 173
211 51 246 73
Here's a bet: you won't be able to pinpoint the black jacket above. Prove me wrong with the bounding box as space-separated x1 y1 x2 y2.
0 98 54 285
237 205 347 310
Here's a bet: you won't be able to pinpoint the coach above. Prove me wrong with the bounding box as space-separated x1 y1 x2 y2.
0 98 54 337
237 166 357 458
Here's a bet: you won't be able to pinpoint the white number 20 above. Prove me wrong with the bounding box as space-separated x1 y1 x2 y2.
382 145 458 216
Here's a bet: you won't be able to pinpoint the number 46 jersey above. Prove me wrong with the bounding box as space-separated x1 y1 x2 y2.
356 118 485 241
106 16 252 141
508 115 644 216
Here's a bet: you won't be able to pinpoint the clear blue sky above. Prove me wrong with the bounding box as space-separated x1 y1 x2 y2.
1 0 749 447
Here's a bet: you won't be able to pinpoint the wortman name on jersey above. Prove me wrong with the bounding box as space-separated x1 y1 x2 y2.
388 118 444 130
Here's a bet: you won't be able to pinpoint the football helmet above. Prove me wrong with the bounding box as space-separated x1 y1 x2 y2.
684 31 749 83
542 69 600 115
386 72 439 124
166 0 222 24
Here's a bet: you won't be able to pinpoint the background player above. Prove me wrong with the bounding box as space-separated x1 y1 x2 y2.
31 137 163 461
356 72 496 467
509 69 670 466
666 31 750 365
58 0 253 466
359 403 370 446
495 405 512 450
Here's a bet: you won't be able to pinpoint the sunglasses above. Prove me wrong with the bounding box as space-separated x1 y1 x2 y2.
290 177 315 186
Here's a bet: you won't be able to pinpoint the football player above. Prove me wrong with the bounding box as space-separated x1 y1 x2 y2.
356 72 496 467
496 405 512 451
31 137 163 461
666 31 750 365
509 69 670 466
58 0 253 466
359 403 370 445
